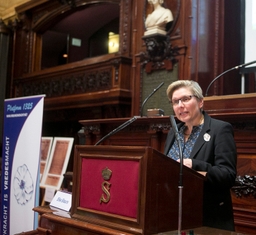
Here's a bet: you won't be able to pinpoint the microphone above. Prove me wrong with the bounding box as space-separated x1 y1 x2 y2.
234 60 256 69
205 60 256 96
95 82 164 145
94 116 138 146
140 82 164 117
170 115 183 233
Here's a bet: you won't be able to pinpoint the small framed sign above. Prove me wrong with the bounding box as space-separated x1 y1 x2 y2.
40 137 53 181
41 137 74 190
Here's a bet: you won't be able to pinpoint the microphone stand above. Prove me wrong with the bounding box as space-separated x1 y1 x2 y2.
94 116 138 146
170 115 183 235
205 67 236 96
205 60 256 96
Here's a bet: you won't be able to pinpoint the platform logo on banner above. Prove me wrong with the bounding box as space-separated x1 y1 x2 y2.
0 95 45 235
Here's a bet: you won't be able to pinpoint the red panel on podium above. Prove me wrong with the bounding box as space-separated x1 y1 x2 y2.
80 158 139 218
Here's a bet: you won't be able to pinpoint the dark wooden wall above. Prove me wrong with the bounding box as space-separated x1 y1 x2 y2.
2 0 256 234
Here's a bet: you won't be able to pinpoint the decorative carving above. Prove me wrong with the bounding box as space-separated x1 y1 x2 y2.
140 34 180 73
120 0 130 53
111 59 121 81
18 13 30 32
15 69 112 97
143 34 168 61
231 121 256 131
232 175 256 198
149 122 171 132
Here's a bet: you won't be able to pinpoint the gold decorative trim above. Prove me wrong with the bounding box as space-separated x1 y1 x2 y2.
99 167 112 204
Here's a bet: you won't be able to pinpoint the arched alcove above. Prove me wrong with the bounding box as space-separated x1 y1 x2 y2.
40 2 120 69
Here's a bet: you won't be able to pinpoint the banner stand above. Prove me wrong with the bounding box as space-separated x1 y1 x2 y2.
0 95 45 235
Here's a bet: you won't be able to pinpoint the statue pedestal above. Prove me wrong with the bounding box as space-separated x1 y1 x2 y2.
142 33 168 61
141 33 175 73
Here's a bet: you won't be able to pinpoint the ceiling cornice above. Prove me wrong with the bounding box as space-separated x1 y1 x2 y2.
0 0 30 21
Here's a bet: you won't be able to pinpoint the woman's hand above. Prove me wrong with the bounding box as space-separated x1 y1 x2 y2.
177 158 192 168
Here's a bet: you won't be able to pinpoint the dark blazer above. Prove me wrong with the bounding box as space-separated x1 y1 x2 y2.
164 111 237 231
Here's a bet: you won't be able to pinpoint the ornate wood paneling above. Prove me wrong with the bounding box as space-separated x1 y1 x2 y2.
13 55 132 111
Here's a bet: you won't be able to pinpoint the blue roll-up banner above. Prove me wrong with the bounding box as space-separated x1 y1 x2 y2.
1 95 45 235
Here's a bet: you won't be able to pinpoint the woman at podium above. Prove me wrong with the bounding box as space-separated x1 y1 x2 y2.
164 80 237 231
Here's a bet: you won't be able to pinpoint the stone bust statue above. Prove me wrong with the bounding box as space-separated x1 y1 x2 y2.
144 0 173 36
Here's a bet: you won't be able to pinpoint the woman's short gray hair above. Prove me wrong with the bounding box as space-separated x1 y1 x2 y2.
166 80 204 101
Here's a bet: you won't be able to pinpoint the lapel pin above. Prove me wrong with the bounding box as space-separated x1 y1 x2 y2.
204 133 211 142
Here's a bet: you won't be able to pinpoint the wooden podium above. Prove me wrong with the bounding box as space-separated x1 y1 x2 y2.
68 145 205 235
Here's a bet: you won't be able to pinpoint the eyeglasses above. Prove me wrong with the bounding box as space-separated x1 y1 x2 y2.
170 95 197 106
